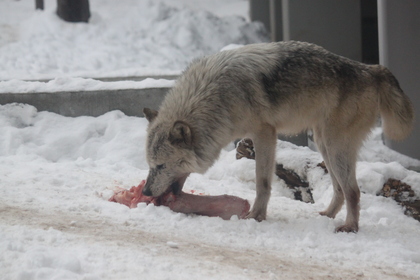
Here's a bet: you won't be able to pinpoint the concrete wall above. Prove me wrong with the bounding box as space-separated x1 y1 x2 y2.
378 0 420 160
281 0 362 61
249 0 271 39
0 88 169 117
250 0 362 60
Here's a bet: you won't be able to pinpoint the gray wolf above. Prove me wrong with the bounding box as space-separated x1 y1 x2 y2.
142 41 414 233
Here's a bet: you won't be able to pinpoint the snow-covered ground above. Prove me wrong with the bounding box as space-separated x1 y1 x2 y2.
0 0 267 80
1 1 420 279
1 103 420 280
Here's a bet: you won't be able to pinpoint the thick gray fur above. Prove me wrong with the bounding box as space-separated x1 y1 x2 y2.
143 41 414 232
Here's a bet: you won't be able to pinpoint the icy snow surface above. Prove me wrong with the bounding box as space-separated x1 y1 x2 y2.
1 0 420 280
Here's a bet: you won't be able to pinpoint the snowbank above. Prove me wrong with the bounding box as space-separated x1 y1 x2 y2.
1 103 419 279
0 0 268 80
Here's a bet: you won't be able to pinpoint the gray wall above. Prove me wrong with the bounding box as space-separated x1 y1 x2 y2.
378 0 420 160
0 88 169 118
251 0 362 60
281 0 362 61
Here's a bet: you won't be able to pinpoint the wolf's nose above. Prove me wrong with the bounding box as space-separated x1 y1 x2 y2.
142 187 153 197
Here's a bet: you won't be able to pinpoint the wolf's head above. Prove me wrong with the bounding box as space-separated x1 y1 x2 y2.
142 108 201 197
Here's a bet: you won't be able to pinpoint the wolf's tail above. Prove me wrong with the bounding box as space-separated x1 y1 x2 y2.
375 65 414 141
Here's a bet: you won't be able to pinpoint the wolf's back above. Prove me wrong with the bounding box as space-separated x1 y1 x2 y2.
375 65 414 141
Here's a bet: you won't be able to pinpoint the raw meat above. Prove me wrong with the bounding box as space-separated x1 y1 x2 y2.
109 180 250 220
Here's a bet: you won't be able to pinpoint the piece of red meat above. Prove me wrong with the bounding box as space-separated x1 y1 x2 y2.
108 180 250 220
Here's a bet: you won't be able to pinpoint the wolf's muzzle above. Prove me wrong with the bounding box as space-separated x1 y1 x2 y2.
142 185 153 196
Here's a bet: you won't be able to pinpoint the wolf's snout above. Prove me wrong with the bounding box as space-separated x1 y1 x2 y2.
142 185 153 196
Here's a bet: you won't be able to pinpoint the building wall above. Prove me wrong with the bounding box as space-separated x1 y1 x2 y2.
378 0 420 160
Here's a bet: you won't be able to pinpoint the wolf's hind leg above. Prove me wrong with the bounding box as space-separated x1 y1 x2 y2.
245 124 277 221
315 135 345 218
319 175 345 218
326 144 360 233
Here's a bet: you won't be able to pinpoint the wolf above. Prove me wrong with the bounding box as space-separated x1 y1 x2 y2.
142 41 414 233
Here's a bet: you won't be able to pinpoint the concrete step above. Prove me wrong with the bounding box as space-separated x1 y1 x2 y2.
0 76 175 118
23 75 179 83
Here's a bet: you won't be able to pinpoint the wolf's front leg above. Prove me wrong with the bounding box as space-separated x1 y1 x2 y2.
246 125 277 221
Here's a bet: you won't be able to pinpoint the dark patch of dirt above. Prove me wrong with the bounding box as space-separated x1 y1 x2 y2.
378 178 420 222
236 138 314 203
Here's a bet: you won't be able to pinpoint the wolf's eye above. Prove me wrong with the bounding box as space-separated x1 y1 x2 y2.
156 164 165 170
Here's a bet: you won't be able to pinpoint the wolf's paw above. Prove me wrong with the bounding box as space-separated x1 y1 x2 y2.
319 210 335 218
245 210 266 222
335 224 358 233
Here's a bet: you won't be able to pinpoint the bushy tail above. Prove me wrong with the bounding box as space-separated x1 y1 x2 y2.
375 65 414 141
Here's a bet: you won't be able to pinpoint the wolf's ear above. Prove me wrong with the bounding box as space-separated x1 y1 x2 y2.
143 108 158 123
169 121 192 148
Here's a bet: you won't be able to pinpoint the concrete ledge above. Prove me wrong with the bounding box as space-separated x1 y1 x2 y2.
0 87 169 117
23 75 179 83
0 78 310 147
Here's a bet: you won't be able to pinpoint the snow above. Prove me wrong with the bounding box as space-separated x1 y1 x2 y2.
1 1 420 280
1 103 420 280
0 0 267 81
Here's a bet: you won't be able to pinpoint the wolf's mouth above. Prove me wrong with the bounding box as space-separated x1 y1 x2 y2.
170 173 190 195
